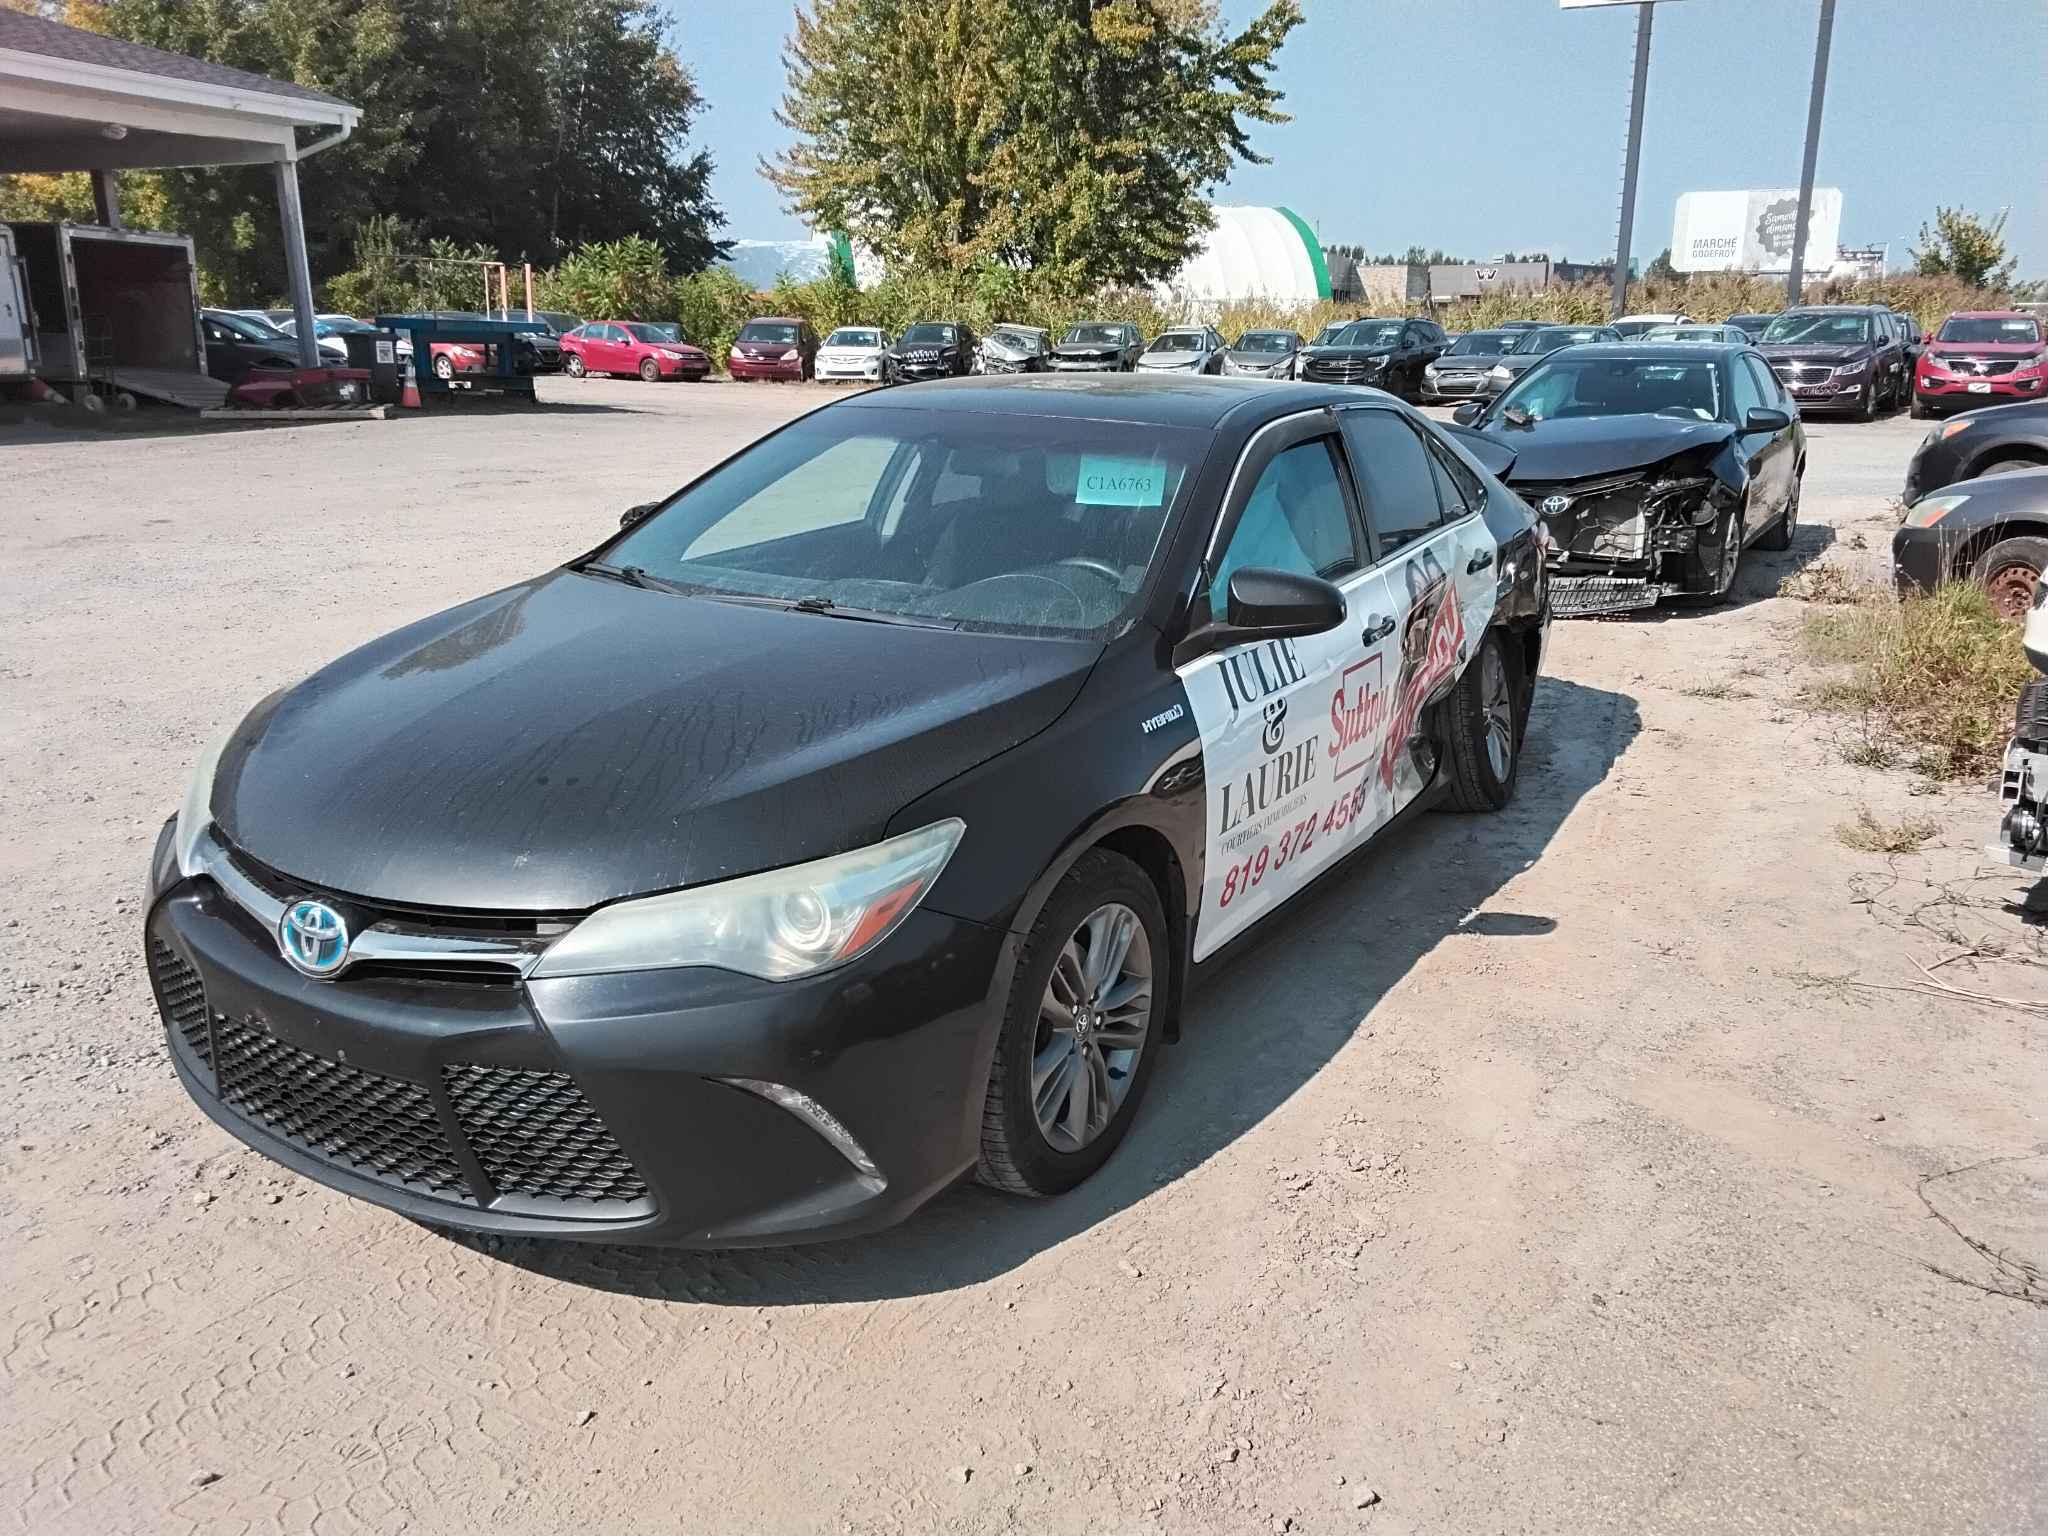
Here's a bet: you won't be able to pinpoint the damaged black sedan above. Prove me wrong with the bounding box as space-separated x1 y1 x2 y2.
1451 342 1804 616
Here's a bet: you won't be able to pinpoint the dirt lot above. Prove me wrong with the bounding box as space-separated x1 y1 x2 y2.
1 381 2041 1536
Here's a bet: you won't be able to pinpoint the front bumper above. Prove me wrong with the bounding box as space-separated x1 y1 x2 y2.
1775 372 1870 412
1890 522 1956 597
816 360 885 382
1990 733 2048 873
1915 371 2045 411
143 823 1014 1247
1421 370 1492 401
728 357 805 381
1049 357 1121 372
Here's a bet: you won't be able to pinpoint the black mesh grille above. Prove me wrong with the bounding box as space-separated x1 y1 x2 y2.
2018 680 2048 743
444 1064 648 1204
211 1019 471 1198
147 939 211 1064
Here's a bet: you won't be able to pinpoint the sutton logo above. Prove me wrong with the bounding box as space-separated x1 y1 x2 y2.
1327 654 1390 780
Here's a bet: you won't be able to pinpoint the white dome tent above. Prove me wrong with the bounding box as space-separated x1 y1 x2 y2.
1158 205 1332 310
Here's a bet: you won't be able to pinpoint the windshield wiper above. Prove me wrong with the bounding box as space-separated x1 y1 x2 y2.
578 560 684 593
696 591 956 629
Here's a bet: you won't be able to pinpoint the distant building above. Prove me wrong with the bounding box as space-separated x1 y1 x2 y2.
1427 261 1552 302
1160 206 1333 306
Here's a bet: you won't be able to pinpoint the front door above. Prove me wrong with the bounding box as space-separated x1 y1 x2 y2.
1178 429 1382 961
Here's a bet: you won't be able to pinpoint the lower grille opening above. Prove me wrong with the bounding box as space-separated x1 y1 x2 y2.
444 1064 650 1204
148 939 212 1065
211 1018 472 1198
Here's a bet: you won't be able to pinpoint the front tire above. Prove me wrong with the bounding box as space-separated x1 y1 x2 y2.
1852 384 1874 422
432 354 454 381
976 851 1167 1197
1758 472 1800 551
1909 394 1929 420
1970 536 2048 621
638 357 660 382
1442 631 1521 812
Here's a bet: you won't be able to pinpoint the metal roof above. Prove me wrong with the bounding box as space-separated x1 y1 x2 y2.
0 10 352 109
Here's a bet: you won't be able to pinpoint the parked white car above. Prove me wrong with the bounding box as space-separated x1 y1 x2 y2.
815 327 894 384
1611 312 1694 340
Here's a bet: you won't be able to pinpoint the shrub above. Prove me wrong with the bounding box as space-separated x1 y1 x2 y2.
1801 579 2033 779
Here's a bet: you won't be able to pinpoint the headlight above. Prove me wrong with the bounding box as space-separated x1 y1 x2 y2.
780 349 801 361
530 818 965 982
657 348 683 359
1831 360 1867 378
1938 418 1975 441
1642 475 1716 523
1904 493 1968 528
1489 365 1512 380
173 717 242 877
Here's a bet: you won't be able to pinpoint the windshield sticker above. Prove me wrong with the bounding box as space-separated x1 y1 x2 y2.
1077 455 1168 507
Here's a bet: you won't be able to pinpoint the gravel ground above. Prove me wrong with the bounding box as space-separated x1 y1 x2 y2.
0 380 2041 1536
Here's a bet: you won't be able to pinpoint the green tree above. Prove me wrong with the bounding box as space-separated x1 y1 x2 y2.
1911 206 2015 288
48 0 725 301
767 0 1302 288
1644 246 1678 281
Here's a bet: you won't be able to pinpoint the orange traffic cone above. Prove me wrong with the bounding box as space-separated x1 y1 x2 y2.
399 358 421 409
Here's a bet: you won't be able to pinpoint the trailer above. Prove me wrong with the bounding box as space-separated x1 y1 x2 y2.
5 220 227 410
0 223 30 384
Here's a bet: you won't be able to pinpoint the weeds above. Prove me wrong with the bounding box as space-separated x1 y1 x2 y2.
1836 807 1940 854
1780 563 1864 604
1799 578 2031 779
1841 739 1895 769
1681 680 1750 700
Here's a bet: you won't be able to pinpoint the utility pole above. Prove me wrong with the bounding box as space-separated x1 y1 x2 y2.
1610 2 1655 319
1785 0 1836 305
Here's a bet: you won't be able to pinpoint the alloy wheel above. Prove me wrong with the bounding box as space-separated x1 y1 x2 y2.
1481 642 1515 782
1718 513 1743 595
1032 903 1152 1153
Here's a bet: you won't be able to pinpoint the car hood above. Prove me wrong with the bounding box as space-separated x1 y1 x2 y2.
1138 350 1204 365
1483 412 1736 482
1053 343 1119 357
892 342 960 357
1926 340 2042 358
1223 350 1289 367
1304 346 1393 361
211 570 1099 911
1758 343 1868 365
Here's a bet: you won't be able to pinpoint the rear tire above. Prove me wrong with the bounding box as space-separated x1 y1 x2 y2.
976 850 1167 1198
1970 536 2048 621
564 354 586 379
1442 631 1521 813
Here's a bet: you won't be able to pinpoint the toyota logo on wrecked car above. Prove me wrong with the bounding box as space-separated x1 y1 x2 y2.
278 898 350 977
1540 494 1573 518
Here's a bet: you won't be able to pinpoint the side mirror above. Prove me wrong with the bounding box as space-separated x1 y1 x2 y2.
620 501 658 528
1177 567 1346 664
1452 401 1484 426
1743 407 1792 434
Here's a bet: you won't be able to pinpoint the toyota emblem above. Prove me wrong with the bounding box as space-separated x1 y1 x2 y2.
278 898 350 978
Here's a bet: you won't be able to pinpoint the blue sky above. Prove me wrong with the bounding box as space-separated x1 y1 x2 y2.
671 0 2043 275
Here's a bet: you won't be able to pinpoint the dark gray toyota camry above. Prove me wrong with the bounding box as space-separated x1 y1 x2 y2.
145 375 1548 1246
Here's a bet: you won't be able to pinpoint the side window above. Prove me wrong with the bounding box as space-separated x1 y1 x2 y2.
1728 357 1766 422
1209 437 1362 613
1423 434 1484 519
1742 356 1785 408
203 319 232 344
1340 409 1447 556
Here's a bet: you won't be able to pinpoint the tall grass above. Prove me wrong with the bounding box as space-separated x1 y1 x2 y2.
1799 578 2033 779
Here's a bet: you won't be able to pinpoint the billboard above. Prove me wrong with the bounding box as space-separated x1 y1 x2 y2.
1671 188 1843 274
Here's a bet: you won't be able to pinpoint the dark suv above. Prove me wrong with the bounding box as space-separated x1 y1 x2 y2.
888 321 978 382
1756 305 1905 420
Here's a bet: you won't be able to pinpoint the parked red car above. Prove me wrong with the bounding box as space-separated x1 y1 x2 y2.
1913 310 2048 418
727 317 817 382
560 321 711 382
427 341 487 380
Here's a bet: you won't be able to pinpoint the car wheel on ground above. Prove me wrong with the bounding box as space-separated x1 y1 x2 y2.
976 849 1167 1197
638 357 660 383
1758 473 1800 552
1969 536 2048 621
432 355 454 381
1442 630 1522 812
1977 456 2048 478
1851 384 1874 422
564 355 586 379
1909 395 1930 420
1699 506 1745 605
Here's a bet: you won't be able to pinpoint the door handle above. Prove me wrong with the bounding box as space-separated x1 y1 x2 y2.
1363 615 1396 644
1466 549 1494 574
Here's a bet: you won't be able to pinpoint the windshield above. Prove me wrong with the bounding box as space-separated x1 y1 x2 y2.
1937 316 2042 345
315 317 377 335
1311 324 1348 346
902 324 959 345
1727 315 1771 336
1514 328 1606 355
1232 332 1293 353
1492 355 1725 425
1609 319 1669 339
1336 322 1403 348
1146 332 1205 354
1649 327 1729 342
990 328 1042 350
598 407 1201 637
738 322 801 344
827 328 881 348
1761 312 1870 346
625 323 680 344
1064 325 1125 346
1445 331 1514 356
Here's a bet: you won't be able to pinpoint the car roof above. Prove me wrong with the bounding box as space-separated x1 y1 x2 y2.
1551 341 1748 358
834 373 1373 431
746 315 805 324
1945 309 2036 321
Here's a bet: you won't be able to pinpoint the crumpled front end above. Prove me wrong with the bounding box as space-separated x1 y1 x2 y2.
1521 463 1738 616
1990 680 2048 873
